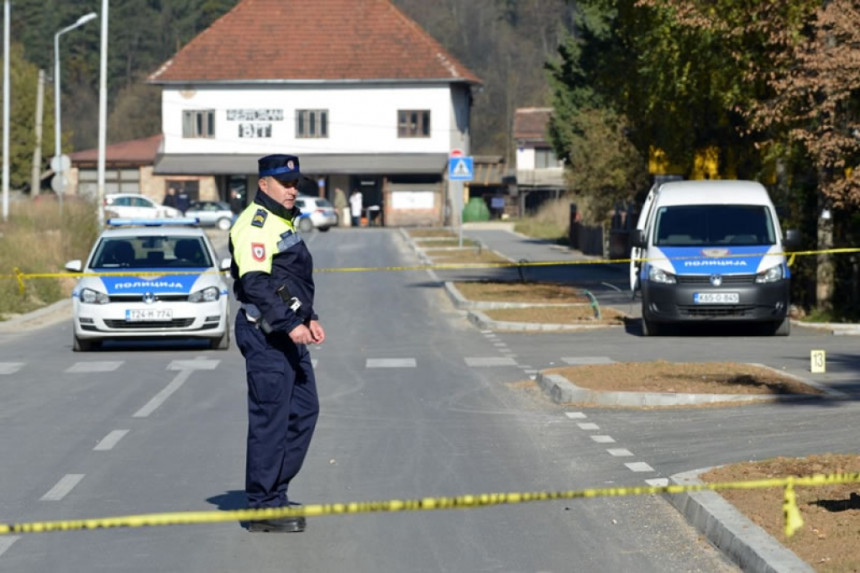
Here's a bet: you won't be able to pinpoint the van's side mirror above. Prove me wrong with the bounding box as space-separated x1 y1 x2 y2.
631 229 647 248
784 229 801 251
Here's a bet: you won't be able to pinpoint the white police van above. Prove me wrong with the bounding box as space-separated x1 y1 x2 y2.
65 219 232 351
630 180 799 336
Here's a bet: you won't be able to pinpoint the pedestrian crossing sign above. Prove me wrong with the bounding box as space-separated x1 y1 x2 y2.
449 156 474 181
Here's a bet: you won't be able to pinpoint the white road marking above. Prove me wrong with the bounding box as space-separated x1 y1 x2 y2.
492 342 506 347
0 363 23 375
464 357 518 367
65 361 123 373
311 359 318 368
41 474 85 501
646 478 669 487
625 462 655 473
607 448 634 457
94 429 130 451
167 359 219 370
561 356 614 365
577 422 600 431
134 369 193 418
0 537 19 558
591 435 616 443
366 358 417 368
565 412 587 419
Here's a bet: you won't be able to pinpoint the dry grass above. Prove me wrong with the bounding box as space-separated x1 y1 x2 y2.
423 248 510 265
546 361 822 395
0 198 99 317
703 454 860 573
455 280 589 303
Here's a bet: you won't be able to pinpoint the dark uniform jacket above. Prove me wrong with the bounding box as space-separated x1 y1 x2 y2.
229 191 317 334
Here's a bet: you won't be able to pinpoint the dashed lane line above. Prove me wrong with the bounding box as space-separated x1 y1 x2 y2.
65 361 123 373
0 363 23 375
40 474 85 501
93 430 130 451
577 422 600 431
133 369 193 418
625 462 655 473
366 358 417 368
607 448 634 457
591 435 616 444
464 357 518 367
0 537 19 558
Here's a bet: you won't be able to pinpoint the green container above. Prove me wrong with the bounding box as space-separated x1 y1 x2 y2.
462 197 490 222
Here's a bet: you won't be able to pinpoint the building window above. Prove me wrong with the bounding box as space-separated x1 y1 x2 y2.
296 109 328 138
398 110 430 138
183 110 215 138
535 147 561 169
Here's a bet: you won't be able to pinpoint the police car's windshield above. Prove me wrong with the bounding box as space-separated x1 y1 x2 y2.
91 236 213 269
653 205 776 247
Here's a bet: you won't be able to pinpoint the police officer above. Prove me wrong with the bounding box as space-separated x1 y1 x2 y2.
229 154 325 533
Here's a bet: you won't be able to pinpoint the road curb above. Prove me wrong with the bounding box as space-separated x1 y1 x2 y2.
667 468 813 573
467 310 622 333
534 369 844 407
0 298 71 331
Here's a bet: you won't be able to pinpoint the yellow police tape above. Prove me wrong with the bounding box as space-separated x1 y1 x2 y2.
1 472 857 537
2 247 860 290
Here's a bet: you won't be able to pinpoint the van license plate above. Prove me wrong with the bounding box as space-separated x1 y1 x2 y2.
126 309 173 322
694 292 739 304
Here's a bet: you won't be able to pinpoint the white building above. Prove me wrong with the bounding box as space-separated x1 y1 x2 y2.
147 0 481 226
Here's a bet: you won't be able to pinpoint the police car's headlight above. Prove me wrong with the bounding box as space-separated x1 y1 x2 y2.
188 286 220 303
755 264 784 283
80 288 109 304
648 266 676 284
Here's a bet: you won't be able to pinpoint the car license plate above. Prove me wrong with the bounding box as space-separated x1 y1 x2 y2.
125 309 173 322
694 292 739 304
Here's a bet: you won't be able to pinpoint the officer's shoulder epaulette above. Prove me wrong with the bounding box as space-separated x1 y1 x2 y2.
251 209 268 228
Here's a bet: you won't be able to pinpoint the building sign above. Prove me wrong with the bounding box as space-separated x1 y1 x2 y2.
227 108 283 138
226 109 284 121
391 191 435 210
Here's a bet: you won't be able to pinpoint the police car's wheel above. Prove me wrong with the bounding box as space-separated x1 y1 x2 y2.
73 335 97 352
298 218 314 233
217 217 232 231
211 331 230 350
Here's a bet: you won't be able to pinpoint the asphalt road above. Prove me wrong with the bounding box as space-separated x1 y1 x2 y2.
2 225 855 572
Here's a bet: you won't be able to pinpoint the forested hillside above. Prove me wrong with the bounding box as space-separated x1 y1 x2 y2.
2 0 572 186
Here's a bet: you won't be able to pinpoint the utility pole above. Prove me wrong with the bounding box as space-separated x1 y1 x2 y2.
31 69 44 196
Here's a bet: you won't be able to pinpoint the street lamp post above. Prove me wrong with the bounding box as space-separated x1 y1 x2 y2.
53 12 97 201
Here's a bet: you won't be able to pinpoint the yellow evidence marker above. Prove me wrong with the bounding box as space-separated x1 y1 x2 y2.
810 350 826 373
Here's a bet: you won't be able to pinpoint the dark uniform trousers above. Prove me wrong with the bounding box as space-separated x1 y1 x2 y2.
235 310 319 509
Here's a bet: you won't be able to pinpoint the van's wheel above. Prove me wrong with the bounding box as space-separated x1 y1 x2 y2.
772 317 791 336
211 331 230 350
73 335 97 352
298 218 314 233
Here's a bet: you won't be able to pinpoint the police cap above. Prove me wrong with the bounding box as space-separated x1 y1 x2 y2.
258 154 302 182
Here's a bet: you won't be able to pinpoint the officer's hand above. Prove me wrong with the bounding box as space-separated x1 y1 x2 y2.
288 324 314 345
308 320 325 345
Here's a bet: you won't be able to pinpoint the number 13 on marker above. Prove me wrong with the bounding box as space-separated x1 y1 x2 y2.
810 350 826 373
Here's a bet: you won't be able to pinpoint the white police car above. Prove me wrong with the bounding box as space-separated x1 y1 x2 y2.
65 219 232 351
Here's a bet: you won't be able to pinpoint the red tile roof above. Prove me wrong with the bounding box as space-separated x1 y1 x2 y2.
513 108 553 141
148 0 481 85
69 134 163 166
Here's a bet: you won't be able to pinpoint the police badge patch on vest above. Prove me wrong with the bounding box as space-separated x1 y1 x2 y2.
252 243 266 261
252 209 268 228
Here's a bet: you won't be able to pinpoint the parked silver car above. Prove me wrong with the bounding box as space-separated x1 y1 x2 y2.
185 200 235 230
295 195 338 232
